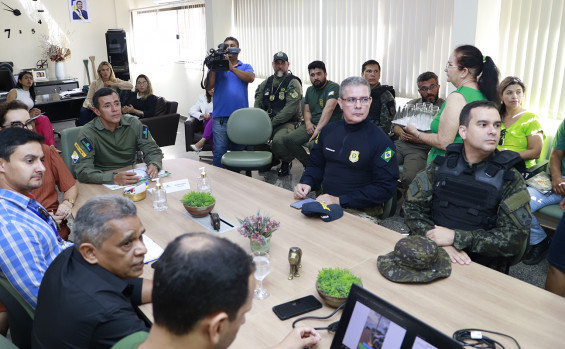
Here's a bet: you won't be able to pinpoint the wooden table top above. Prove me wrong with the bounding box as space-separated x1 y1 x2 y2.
74 158 565 349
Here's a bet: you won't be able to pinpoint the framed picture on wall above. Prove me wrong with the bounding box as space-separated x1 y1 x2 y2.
33 70 48 81
69 0 90 23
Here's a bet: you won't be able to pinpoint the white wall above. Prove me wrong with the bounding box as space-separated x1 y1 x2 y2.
0 0 118 87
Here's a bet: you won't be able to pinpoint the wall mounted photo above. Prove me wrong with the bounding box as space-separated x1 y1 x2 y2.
69 0 90 23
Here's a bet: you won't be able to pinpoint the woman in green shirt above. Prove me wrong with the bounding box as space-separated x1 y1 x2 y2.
497 76 544 168
406 45 500 163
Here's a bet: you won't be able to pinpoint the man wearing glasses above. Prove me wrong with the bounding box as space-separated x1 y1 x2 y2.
0 100 77 240
393 71 445 189
294 77 398 215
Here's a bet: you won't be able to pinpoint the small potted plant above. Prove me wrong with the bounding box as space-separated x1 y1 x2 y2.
237 211 280 253
181 191 215 218
316 267 362 307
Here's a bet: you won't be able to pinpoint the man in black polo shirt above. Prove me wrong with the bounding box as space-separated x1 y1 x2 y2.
31 195 151 348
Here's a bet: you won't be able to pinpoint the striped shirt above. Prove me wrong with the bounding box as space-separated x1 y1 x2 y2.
0 189 66 308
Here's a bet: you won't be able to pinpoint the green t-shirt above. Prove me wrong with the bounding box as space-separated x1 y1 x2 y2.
552 119 565 175
304 80 343 124
111 331 148 349
498 111 545 168
427 86 486 164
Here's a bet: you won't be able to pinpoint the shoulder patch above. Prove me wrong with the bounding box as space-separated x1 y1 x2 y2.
381 147 395 162
80 138 92 152
74 142 86 157
142 126 149 139
290 90 299 99
328 91 335 96
71 151 79 163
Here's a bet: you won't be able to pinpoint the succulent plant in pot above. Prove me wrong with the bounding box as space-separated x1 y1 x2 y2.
316 267 362 307
181 191 215 218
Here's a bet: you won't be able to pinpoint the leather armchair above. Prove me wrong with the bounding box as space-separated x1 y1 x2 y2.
184 116 212 152
140 98 180 147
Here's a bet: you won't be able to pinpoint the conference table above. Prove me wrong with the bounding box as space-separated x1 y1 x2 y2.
74 158 565 349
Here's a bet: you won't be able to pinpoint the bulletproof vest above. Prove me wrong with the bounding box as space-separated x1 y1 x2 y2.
261 74 302 119
368 84 395 125
432 143 524 231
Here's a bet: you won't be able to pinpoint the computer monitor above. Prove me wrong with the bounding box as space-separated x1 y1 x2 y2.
330 284 462 349
0 69 16 92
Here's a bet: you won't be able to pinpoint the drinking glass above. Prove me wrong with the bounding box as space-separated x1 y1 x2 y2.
252 251 271 300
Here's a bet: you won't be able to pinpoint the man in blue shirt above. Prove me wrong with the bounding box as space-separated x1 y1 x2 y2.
206 36 255 167
0 127 65 309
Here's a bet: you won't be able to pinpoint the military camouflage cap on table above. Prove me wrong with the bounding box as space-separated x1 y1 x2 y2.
273 51 289 62
377 235 451 283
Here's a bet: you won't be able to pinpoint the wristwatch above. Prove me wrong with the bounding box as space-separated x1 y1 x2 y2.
64 198 75 207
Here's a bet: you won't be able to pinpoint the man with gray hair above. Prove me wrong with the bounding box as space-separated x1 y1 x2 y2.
32 195 151 348
294 76 398 214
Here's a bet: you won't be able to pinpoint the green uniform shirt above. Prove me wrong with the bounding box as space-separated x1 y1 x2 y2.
254 74 302 129
304 80 342 124
403 153 531 259
74 115 164 184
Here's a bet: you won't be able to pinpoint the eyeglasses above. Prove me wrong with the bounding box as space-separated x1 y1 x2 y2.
418 84 438 92
445 62 460 70
136 81 148 85
1 116 39 129
499 129 506 146
341 97 371 105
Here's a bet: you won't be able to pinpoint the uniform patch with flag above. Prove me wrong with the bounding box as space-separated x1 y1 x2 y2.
349 150 360 163
381 147 394 162
71 151 79 164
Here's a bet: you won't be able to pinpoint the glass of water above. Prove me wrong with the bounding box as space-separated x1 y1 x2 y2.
252 251 271 300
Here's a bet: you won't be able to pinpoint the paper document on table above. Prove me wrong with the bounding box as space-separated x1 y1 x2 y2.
103 168 171 190
143 235 164 264
163 179 190 193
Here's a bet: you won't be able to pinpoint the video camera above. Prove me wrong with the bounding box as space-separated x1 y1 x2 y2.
204 43 239 72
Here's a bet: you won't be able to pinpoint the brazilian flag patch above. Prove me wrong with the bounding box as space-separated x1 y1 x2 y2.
381 147 395 162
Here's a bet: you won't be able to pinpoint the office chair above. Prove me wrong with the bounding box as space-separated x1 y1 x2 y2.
0 277 34 349
221 108 273 176
60 126 83 178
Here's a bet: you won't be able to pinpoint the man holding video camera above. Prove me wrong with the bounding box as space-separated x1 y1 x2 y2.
206 36 255 167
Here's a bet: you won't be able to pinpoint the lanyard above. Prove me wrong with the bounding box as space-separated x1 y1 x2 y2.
27 199 63 243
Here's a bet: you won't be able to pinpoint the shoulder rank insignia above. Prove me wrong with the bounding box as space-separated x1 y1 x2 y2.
381 147 395 162
319 98 324 108
142 126 149 139
349 150 360 163
80 138 92 152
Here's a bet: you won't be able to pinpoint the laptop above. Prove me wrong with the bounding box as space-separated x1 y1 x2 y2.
330 284 462 349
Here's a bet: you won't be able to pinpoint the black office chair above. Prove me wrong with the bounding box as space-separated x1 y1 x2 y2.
0 277 34 349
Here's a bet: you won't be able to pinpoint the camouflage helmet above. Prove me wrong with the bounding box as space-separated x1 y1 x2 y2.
377 235 451 283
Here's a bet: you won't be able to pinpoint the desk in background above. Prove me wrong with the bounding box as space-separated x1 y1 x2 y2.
74 158 565 349
35 93 86 122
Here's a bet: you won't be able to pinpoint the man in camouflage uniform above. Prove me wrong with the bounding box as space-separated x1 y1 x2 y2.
403 100 531 273
254 52 302 176
361 60 396 135
74 88 163 185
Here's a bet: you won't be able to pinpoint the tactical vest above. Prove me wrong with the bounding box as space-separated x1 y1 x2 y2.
261 74 301 119
432 143 524 231
368 84 395 125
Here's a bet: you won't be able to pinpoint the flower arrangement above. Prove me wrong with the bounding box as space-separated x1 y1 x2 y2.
237 211 280 246
45 44 71 62
41 33 72 62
